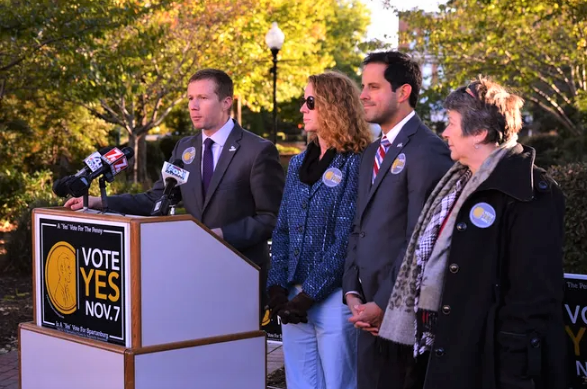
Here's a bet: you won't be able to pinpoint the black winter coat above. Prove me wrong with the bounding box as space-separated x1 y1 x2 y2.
423 144 567 389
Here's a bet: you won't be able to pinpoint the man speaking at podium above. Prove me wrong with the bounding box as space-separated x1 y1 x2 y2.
64 69 285 311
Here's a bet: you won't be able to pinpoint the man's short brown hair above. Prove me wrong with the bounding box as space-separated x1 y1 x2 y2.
188 69 234 100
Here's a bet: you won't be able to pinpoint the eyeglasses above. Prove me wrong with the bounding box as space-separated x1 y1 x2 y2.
301 96 315 110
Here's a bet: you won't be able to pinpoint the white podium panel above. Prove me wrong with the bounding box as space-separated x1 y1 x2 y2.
134 334 266 389
20 326 125 389
140 220 259 346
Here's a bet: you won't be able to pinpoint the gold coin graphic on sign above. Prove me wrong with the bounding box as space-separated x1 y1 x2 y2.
45 241 77 315
262 309 271 326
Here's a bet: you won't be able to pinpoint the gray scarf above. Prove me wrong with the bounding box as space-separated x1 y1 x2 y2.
378 140 518 353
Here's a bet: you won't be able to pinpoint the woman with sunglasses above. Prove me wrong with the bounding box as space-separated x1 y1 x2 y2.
378 76 566 389
266 71 372 389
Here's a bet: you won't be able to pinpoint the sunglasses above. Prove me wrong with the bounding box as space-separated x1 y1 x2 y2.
301 96 315 110
464 83 477 99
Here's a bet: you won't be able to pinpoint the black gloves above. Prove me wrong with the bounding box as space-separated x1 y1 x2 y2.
277 291 314 325
266 285 289 320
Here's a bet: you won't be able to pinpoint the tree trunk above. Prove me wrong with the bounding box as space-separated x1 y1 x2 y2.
126 131 149 185
136 133 148 185
127 132 137 183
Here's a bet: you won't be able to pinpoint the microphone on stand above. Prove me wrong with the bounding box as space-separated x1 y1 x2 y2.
151 160 189 216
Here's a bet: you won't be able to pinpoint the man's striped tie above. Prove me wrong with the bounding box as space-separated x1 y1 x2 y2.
372 135 391 184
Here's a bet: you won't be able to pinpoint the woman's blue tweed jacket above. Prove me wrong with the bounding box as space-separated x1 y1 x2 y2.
267 150 361 302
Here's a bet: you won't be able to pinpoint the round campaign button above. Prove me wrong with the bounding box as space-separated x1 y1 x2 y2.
322 168 343 187
391 153 406 174
182 147 196 165
469 202 496 228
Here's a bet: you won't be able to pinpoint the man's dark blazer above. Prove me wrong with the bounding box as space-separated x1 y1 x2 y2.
343 114 452 308
108 121 285 273
342 114 453 388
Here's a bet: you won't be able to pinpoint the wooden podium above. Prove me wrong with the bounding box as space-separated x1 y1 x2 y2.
19 208 266 389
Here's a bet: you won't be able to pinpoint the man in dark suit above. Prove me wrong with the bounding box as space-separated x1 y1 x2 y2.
342 52 453 388
65 69 285 311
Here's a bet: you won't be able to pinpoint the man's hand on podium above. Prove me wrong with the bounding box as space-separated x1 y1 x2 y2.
64 196 102 210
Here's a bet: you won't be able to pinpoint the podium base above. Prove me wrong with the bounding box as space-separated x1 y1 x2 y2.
19 323 266 389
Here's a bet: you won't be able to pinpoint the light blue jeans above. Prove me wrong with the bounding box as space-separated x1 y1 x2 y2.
282 287 357 389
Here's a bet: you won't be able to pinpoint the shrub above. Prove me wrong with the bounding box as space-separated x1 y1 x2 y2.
0 169 56 225
548 163 587 274
159 135 183 162
3 198 61 275
88 174 144 197
521 134 563 168
523 133 587 168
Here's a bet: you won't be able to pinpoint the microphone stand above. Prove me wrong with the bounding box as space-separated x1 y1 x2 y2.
82 192 89 211
168 187 182 216
99 176 109 213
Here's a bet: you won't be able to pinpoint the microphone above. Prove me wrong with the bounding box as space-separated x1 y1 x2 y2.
151 160 189 216
52 176 75 198
74 147 113 177
52 147 134 198
89 147 134 183
52 147 112 197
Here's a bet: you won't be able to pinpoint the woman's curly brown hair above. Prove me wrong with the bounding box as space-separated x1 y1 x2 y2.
308 71 372 153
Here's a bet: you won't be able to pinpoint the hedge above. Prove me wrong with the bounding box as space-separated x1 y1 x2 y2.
549 163 587 274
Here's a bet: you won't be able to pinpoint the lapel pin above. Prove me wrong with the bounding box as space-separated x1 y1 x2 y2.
229 146 237 152
396 143 403 148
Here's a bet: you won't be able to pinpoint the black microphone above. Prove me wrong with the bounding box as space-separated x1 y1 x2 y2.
168 186 183 205
52 147 112 198
52 176 75 198
52 147 134 198
151 159 190 216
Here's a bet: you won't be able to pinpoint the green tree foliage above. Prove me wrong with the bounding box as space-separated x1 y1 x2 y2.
399 0 587 135
60 0 373 183
0 0 374 229
0 0 162 102
324 0 372 80
242 0 378 138
0 97 110 224
0 0 165 224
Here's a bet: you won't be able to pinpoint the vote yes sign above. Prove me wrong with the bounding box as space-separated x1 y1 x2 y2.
39 216 128 346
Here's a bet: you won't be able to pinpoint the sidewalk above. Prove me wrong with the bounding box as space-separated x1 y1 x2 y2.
0 341 284 388
0 351 17 389
267 342 284 376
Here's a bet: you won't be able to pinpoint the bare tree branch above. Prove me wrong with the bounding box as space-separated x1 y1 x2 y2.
153 96 184 127
529 90 579 135
149 93 164 124
535 74 573 106
527 96 577 134
79 102 124 127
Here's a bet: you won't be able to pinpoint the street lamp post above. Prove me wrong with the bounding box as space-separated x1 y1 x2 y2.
265 22 285 145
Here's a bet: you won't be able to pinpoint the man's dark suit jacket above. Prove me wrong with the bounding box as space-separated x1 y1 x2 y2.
107 121 285 274
343 114 453 310
342 114 453 389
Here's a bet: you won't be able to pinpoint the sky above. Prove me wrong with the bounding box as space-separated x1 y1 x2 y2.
361 0 448 47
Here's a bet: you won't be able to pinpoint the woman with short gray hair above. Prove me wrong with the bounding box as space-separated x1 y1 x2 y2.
378 76 567 389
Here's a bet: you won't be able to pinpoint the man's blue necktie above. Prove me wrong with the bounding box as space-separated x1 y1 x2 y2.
202 138 214 197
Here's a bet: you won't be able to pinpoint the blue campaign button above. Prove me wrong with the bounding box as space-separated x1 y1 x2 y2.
469 202 496 228
322 168 343 188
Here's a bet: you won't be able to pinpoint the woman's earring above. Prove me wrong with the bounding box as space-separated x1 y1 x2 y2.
474 143 480 149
